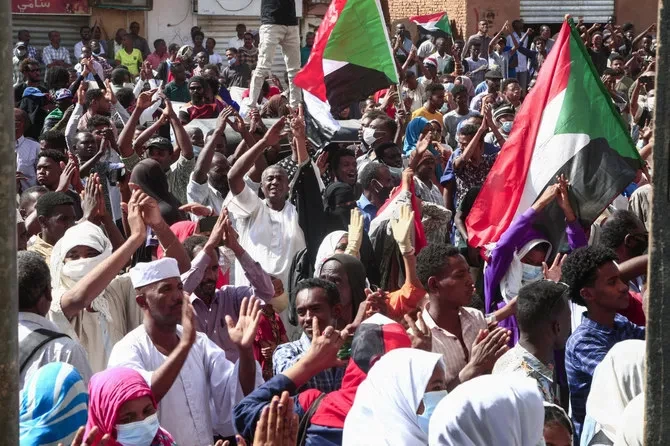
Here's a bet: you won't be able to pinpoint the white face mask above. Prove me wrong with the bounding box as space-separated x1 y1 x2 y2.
362 127 378 147
115 413 160 446
271 291 289 313
123 82 135 89
61 256 103 281
521 263 544 284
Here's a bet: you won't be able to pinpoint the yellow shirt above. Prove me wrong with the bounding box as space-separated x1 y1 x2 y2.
411 106 444 124
115 48 143 76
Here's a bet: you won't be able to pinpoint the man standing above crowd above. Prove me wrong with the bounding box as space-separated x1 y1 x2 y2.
248 0 301 110
74 26 91 60
43 31 71 69
115 33 143 77
227 116 305 289
222 48 252 89
465 20 491 59
429 37 455 75
146 38 169 70
508 20 530 92
129 21 151 59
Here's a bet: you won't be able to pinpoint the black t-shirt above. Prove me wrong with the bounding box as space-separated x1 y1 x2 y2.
261 0 297 26
222 63 252 89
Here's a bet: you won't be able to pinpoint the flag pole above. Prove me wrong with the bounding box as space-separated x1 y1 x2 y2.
645 0 670 443
0 0 19 439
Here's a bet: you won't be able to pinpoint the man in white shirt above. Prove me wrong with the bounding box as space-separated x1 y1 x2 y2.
73 25 91 60
228 23 247 50
18 251 93 390
15 108 40 193
206 37 225 67
417 35 436 61
428 37 455 75
108 257 262 445
508 19 530 92
227 116 306 289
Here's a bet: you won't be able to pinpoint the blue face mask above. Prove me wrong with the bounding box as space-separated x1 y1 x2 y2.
501 121 513 134
417 390 448 434
228 57 236 66
115 413 160 446
521 263 544 284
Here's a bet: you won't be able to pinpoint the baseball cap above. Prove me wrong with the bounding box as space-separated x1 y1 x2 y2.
55 88 73 101
146 136 173 151
22 87 46 98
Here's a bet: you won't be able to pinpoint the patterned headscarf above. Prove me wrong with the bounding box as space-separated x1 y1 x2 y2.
20 362 88 446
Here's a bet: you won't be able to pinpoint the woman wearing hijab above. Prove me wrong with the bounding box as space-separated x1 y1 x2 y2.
86 367 176 446
48 221 146 372
484 177 587 344
455 75 475 99
581 340 645 446
428 373 545 446
403 117 444 180
129 159 186 225
343 348 447 445
20 362 88 446
544 402 574 446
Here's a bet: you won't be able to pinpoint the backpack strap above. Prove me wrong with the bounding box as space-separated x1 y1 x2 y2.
298 393 327 446
19 328 70 373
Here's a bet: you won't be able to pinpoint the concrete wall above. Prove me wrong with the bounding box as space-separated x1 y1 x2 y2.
90 8 146 42
145 0 197 47
388 0 657 43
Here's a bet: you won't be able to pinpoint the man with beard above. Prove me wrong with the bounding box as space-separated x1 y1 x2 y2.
227 116 306 290
179 76 225 124
182 211 275 361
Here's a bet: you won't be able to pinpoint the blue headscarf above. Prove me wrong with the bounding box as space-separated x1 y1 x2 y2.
403 117 444 178
20 362 89 446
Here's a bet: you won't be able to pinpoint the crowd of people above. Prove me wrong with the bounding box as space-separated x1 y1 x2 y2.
13 0 655 444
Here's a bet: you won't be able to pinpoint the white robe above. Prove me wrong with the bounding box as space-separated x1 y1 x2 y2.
108 325 263 445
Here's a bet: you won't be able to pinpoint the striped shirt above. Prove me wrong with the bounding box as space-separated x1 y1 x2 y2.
272 333 346 393
420 303 487 384
42 45 71 66
566 312 645 439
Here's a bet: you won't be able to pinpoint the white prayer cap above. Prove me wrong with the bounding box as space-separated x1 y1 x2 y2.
130 258 180 288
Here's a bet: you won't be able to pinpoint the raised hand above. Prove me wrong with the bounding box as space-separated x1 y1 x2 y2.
180 294 197 348
543 253 566 283
222 216 242 253
303 317 350 370
254 391 299 446
390 204 415 255
80 173 101 222
316 150 329 176
130 184 164 228
262 116 287 147
290 104 306 142
126 189 147 238
344 208 364 257
217 106 235 131
76 82 87 105
225 297 262 350
555 174 576 221
179 203 215 217
103 79 117 105
57 160 77 192
462 327 510 380
136 88 159 110
415 132 430 157
405 311 432 351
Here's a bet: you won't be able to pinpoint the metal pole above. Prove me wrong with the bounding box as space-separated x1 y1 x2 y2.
646 0 670 444
0 0 18 441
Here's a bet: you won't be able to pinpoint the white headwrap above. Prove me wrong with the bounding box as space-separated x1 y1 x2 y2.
50 221 113 322
499 239 551 303
429 373 544 446
584 340 645 442
313 230 347 277
342 348 444 445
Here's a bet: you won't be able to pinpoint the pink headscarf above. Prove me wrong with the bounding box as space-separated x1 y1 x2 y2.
456 75 475 99
85 367 174 446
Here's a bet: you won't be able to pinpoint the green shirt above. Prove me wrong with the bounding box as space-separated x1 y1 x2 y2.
115 48 143 76
165 81 190 103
